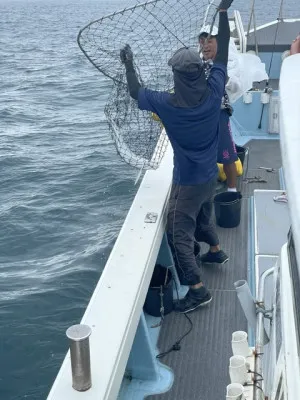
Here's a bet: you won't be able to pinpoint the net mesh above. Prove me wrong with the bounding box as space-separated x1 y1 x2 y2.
78 0 218 169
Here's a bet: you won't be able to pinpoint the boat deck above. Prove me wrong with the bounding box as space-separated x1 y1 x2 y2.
148 139 282 400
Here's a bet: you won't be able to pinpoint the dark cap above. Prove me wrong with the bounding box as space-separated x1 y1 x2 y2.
168 47 203 73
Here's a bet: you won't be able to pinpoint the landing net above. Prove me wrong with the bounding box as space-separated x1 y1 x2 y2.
78 0 218 169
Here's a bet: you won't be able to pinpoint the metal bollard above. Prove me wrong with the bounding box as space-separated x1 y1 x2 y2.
66 324 92 391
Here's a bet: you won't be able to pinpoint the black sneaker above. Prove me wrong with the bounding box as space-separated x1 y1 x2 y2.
200 250 229 265
174 287 212 313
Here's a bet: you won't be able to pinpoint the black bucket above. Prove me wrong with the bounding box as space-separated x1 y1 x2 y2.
235 145 247 166
144 264 173 317
214 192 242 228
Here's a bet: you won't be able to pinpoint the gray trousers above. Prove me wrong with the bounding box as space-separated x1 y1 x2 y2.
167 178 219 286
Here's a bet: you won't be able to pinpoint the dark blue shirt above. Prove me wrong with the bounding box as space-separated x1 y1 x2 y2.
138 63 226 185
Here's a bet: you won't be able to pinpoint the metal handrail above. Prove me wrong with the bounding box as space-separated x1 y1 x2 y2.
234 10 247 53
254 267 275 400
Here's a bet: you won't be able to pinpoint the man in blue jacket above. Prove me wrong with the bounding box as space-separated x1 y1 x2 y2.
198 25 239 194
120 0 232 313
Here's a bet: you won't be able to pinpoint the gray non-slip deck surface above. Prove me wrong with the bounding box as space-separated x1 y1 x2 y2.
148 139 281 400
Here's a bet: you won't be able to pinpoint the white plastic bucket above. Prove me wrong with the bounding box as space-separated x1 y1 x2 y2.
232 331 251 358
229 355 248 385
226 383 245 399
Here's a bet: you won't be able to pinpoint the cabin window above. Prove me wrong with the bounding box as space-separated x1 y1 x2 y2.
287 228 300 354
275 265 282 361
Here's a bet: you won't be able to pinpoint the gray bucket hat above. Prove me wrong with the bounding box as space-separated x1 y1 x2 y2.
168 47 203 73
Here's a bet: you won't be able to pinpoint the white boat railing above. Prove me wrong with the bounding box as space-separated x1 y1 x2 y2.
233 10 247 53
263 244 300 400
47 145 173 399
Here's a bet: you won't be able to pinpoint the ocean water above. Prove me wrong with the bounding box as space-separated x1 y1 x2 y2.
0 0 298 399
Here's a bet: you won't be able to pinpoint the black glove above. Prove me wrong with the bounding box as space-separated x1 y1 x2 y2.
218 0 234 10
120 44 133 64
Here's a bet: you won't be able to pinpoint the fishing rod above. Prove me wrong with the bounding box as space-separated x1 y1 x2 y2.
257 0 284 129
